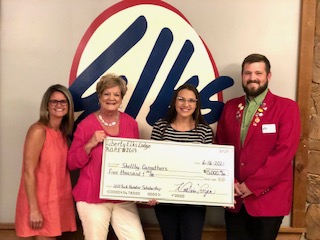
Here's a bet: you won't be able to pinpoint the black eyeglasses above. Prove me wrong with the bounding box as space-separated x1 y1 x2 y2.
48 100 68 106
176 96 197 104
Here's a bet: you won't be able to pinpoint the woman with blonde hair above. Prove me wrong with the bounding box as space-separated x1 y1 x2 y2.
15 84 77 239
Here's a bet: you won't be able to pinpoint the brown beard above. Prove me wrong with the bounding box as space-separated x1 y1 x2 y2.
242 81 268 98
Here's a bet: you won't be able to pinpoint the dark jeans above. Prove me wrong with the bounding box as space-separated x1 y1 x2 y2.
154 204 206 240
225 205 284 240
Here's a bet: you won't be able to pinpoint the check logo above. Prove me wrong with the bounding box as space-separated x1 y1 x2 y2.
69 0 233 137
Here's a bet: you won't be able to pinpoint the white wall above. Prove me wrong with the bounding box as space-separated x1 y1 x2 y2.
0 0 300 225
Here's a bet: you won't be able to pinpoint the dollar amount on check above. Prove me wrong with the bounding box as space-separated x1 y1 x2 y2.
100 137 234 207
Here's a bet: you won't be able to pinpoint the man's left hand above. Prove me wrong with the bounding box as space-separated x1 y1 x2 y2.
239 182 252 198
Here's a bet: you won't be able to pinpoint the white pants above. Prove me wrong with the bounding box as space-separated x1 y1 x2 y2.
76 201 145 240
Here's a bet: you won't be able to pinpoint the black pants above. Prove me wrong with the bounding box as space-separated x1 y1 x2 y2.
154 204 206 240
225 205 284 240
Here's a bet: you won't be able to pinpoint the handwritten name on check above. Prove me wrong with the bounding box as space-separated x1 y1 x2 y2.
100 137 234 207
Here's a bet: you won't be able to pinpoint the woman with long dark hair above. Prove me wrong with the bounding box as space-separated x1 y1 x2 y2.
150 83 213 240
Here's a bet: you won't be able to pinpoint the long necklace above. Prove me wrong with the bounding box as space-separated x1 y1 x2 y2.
98 114 117 127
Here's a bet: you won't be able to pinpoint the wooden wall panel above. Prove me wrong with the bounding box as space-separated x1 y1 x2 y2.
292 0 317 227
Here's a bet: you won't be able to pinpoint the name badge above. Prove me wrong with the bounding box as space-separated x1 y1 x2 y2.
262 124 276 133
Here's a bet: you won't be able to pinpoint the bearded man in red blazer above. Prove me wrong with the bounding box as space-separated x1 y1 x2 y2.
216 53 301 240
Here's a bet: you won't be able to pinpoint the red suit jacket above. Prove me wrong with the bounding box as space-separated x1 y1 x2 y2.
216 90 301 216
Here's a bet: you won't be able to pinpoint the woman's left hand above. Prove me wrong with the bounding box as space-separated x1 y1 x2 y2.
135 199 158 206
147 199 158 206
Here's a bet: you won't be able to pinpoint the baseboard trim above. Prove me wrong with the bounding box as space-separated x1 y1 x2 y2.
0 222 305 233
0 223 15 230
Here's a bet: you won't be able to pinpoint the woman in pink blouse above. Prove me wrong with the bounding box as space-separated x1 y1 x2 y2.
68 74 145 240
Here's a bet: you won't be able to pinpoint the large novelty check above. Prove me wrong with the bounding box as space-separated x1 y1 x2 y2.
100 137 234 207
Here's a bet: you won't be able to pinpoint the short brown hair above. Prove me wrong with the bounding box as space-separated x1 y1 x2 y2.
242 53 271 74
96 73 127 98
